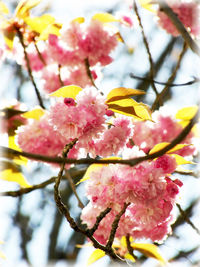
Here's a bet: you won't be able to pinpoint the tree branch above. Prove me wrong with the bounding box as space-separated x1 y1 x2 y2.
1 108 198 166
15 28 45 108
158 1 200 56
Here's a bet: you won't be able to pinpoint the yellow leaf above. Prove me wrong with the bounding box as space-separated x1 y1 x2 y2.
87 249 106 266
71 17 85 24
0 251 6 259
138 0 157 13
8 136 27 165
106 87 145 103
131 243 166 264
115 32 124 42
24 14 55 33
0 1 9 14
149 142 191 155
171 154 195 165
38 23 62 40
49 85 82 98
120 235 134 247
175 106 198 121
92 13 119 23
0 168 30 187
76 164 104 185
134 104 152 121
124 253 136 262
175 166 194 174
22 107 45 120
3 30 15 49
15 0 41 18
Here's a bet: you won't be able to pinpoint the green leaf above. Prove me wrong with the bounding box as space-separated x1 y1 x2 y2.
106 87 145 103
87 249 106 266
49 85 82 99
175 106 198 121
92 13 119 23
131 243 166 264
22 107 45 120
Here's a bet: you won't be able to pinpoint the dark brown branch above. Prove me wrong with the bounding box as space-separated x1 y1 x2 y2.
152 41 188 111
159 1 200 56
106 203 130 249
133 1 159 99
34 42 46 66
176 203 200 235
89 207 112 235
130 74 198 87
65 169 84 209
0 177 56 197
1 108 198 166
16 28 45 109
126 234 136 259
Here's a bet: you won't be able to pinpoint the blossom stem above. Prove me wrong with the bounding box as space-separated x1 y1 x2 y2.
89 207 112 235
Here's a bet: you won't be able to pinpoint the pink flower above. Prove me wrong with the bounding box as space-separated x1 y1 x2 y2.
17 114 67 157
153 155 177 175
157 1 200 36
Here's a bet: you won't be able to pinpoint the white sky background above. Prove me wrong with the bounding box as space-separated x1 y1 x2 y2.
0 0 200 266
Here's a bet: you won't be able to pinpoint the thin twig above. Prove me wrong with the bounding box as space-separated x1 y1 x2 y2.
84 58 99 90
152 41 188 111
65 169 84 209
58 64 64 87
89 207 112 235
1 108 198 166
133 1 159 99
34 42 46 66
106 203 130 249
130 74 198 87
158 1 200 56
15 28 45 109
126 234 136 259
176 203 200 235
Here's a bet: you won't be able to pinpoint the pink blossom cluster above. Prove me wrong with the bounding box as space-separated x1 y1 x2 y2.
128 110 195 156
157 0 200 36
81 154 182 244
19 19 118 93
16 89 133 160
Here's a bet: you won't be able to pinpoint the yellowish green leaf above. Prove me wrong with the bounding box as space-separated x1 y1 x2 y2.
38 23 62 40
124 253 136 262
131 243 166 264
0 1 9 14
15 0 41 18
149 142 191 155
87 249 106 266
0 168 30 187
120 235 134 247
76 164 104 185
24 14 55 33
8 136 27 165
175 106 198 121
3 30 15 49
49 85 82 98
171 154 195 165
22 107 45 120
175 166 194 174
134 104 152 121
92 13 119 23
106 87 145 103
138 0 157 13
71 17 85 23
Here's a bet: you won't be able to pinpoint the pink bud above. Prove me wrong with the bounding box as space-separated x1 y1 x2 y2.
64 98 76 106
105 109 114 116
